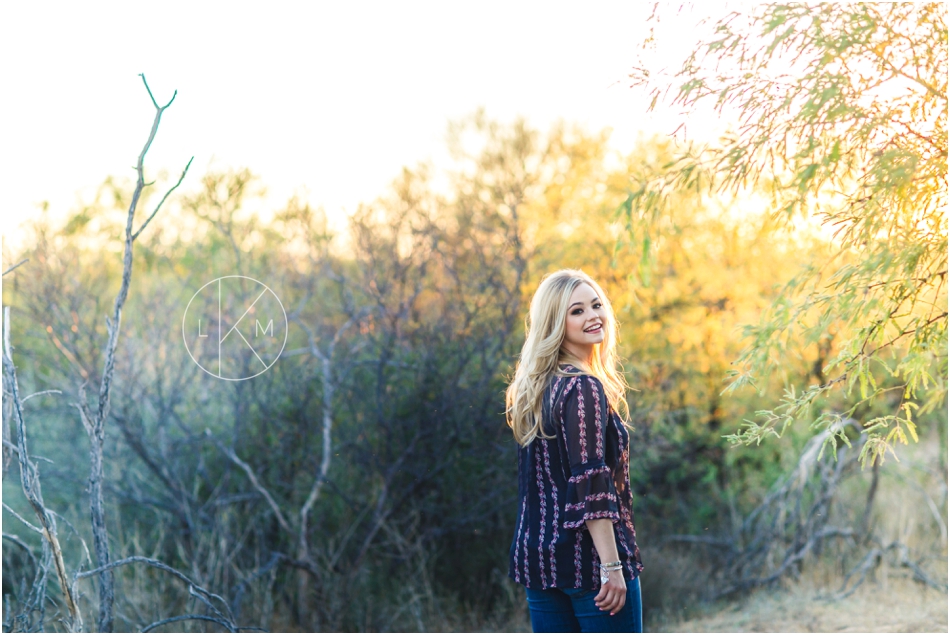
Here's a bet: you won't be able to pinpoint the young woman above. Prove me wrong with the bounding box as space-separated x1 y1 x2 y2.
506 269 644 632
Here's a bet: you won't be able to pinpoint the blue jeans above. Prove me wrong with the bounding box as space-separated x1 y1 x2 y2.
525 576 642 632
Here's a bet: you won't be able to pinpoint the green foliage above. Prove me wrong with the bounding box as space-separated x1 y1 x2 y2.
627 2 948 466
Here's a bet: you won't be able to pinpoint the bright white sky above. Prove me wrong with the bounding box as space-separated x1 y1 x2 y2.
1 1 735 256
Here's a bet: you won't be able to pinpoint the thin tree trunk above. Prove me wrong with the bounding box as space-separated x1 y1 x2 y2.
89 429 114 632
73 75 192 632
860 459 881 541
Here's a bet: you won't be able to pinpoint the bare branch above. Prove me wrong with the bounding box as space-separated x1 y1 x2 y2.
2 532 38 570
132 155 195 241
294 309 368 561
1 258 28 277
68 383 95 437
21 389 63 403
2 306 83 631
834 539 949 599
141 614 234 633
75 555 235 624
2 502 43 535
205 430 294 536
139 73 161 109
77 73 188 631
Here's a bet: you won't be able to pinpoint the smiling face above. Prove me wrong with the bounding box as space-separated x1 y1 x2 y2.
560 282 606 363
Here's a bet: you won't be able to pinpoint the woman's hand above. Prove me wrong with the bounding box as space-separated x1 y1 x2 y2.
594 568 626 615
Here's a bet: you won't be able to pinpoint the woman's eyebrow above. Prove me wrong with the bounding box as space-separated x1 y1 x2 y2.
569 297 600 308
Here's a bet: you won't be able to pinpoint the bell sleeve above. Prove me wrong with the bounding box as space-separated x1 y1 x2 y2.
561 375 621 530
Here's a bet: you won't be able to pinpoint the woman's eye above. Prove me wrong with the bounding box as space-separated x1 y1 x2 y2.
572 309 583 315
593 303 602 309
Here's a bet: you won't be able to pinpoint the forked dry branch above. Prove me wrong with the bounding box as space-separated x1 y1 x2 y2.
67 75 192 632
0 75 255 634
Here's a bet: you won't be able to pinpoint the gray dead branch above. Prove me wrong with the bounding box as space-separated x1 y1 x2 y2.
664 417 948 601
0 76 248 634
67 74 191 632
3 305 83 632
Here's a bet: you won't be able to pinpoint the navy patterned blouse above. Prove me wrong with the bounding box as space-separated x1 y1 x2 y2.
508 366 644 590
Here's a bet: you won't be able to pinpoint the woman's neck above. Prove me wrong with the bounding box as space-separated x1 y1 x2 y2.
561 341 594 364
559 352 593 373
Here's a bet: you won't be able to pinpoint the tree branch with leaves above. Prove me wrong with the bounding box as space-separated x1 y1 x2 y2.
625 2 947 466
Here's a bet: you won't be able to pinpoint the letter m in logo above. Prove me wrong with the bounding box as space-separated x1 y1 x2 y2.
256 319 274 337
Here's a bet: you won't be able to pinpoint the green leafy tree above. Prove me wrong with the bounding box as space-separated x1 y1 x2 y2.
626 2 948 465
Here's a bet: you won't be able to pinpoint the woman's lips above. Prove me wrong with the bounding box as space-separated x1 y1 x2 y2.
584 325 602 333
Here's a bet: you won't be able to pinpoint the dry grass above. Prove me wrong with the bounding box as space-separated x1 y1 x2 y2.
654 570 948 633
646 430 949 633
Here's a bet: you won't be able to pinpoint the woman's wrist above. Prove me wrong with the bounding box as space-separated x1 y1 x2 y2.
601 567 625 587
599 562 623 585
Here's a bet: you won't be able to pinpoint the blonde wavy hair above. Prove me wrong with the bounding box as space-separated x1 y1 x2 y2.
505 269 630 447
